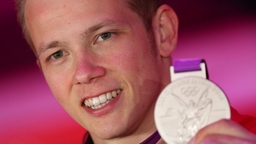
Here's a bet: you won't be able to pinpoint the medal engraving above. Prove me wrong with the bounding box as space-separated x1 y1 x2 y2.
155 77 230 144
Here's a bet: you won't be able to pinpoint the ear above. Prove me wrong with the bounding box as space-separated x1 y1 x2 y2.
36 59 41 69
152 4 179 57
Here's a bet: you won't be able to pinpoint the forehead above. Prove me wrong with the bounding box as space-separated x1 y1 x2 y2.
25 0 130 18
24 0 140 48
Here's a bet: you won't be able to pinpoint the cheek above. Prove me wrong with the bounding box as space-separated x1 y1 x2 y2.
43 68 72 102
105 50 141 78
109 46 159 92
109 38 152 69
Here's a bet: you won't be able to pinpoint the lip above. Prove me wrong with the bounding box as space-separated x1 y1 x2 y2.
81 90 122 117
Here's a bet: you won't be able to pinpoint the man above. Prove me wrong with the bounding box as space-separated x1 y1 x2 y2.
15 0 256 143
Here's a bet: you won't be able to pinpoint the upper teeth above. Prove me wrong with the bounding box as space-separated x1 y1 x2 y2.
84 89 121 109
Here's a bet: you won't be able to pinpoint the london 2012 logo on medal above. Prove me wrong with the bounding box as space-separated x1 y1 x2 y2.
154 76 230 144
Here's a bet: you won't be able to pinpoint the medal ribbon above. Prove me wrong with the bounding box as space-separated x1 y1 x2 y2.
174 58 204 73
140 131 161 144
171 58 209 81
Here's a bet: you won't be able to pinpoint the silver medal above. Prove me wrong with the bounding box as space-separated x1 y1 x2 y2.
154 76 230 144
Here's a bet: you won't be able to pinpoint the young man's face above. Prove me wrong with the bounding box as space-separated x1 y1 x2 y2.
25 0 171 140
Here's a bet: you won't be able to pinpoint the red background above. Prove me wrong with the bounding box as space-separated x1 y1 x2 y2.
1 0 256 143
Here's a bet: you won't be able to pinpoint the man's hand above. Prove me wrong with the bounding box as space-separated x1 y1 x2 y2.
188 119 256 144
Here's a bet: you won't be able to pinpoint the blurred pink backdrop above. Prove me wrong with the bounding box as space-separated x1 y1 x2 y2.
0 0 255 143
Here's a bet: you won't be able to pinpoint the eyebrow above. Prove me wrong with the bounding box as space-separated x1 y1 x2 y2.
38 20 127 56
38 40 66 57
81 20 126 38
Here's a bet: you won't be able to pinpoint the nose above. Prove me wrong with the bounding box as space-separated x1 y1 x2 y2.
73 52 106 84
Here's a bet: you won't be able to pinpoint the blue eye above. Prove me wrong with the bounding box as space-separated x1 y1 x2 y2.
48 50 65 61
96 32 114 42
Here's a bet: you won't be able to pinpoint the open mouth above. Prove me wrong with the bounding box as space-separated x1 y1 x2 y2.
83 89 122 110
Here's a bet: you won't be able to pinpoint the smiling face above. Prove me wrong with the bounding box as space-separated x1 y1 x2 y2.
25 0 177 142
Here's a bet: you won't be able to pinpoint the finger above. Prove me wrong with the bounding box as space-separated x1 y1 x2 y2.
190 119 256 144
198 134 256 144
